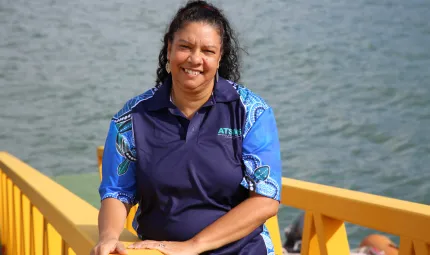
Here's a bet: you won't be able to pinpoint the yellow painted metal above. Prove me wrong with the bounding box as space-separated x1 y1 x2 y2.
398 238 430 255
313 213 350 255
413 240 429 255
265 215 283 255
2 148 430 255
13 184 22 255
399 237 414 255
0 171 7 254
21 194 31 255
0 152 161 255
44 221 61 255
0 172 3 247
32 203 44 254
301 212 321 255
18 191 25 255
280 178 430 245
7 178 15 255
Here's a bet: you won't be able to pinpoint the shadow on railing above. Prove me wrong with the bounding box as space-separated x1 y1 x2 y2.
1 149 429 255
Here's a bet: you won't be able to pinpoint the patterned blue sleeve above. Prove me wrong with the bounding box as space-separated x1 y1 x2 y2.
241 107 282 201
98 116 138 205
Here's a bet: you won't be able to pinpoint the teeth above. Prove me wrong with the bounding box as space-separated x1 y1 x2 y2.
184 69 200 76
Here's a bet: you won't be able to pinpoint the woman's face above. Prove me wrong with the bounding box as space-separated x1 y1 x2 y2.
167 22 222 92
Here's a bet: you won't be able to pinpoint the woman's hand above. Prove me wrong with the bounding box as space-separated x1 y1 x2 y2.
90 238 128 255
128 240 200 255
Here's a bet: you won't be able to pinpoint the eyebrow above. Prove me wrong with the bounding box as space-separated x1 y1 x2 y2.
177 39 218 49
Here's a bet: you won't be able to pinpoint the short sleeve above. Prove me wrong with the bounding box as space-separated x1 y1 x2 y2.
241 108 282 201
98 119 138 205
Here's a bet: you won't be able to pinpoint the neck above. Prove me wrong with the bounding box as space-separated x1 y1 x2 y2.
171 79 214 119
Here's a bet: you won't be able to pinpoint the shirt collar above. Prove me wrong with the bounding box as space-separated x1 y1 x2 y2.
213 76 240 103
146 75 239 111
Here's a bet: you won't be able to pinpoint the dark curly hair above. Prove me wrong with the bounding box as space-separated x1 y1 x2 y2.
155 0 242 86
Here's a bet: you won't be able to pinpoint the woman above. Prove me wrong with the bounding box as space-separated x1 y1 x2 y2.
92 1 282 254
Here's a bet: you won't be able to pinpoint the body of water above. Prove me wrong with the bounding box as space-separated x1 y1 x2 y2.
1 0 429 247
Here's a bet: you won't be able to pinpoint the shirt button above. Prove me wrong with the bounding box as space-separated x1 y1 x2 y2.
192 127 195 132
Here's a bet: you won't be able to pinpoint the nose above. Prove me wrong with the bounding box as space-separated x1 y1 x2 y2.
188 50 203 65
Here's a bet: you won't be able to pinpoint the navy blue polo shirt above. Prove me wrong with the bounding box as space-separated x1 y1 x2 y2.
99 76 282 255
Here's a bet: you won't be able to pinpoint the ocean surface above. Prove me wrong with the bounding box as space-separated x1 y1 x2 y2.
1 0 429 247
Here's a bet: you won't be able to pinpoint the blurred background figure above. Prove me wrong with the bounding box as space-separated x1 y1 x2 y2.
356 234 399 255
283 213 399 255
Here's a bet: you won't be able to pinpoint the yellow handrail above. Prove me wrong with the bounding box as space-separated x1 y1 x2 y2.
0 152 157 255
281 178 430 242
97 146 430 254
281 178 430 255
2 148 430 255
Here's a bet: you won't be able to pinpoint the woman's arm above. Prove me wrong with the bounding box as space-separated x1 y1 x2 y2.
91 198 132 255
93 117 138 255
191 192 279 253
98 198 131 241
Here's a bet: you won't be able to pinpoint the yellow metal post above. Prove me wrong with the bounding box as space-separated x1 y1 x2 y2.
0 171 5 255
7 178 15 255
399 238 414 255
13 185 22 255
313 213 349 255
412 240 429 255
265 215 283 254
301 212 320 255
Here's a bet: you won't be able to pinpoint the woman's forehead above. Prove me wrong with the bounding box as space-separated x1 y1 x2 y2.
173 22 222 46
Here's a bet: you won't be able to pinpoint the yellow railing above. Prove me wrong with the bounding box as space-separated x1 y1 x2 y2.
282 179 430 255
0 152 156 255
98 146 430 255
1 148 430 255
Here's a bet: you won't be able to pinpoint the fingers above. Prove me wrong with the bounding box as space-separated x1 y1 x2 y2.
91 246 111 255
115 242 128 255
91 241 128 255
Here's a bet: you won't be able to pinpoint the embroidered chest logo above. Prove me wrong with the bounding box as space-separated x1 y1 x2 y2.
217 128 242 138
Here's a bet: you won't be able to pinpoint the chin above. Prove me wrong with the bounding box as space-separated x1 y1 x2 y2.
180 80 205 90
176 76 210 90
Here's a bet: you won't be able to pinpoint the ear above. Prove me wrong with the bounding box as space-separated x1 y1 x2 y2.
167 40 172 61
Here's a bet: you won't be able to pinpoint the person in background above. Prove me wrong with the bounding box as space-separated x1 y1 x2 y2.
283 213 399 255
91 1 282 254
355 234 399 255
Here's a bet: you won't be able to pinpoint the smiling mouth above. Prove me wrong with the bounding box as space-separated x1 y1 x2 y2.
183 68 201 76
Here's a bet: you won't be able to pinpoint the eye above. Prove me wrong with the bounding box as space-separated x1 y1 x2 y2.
179 45 190 49
204 50 215 54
